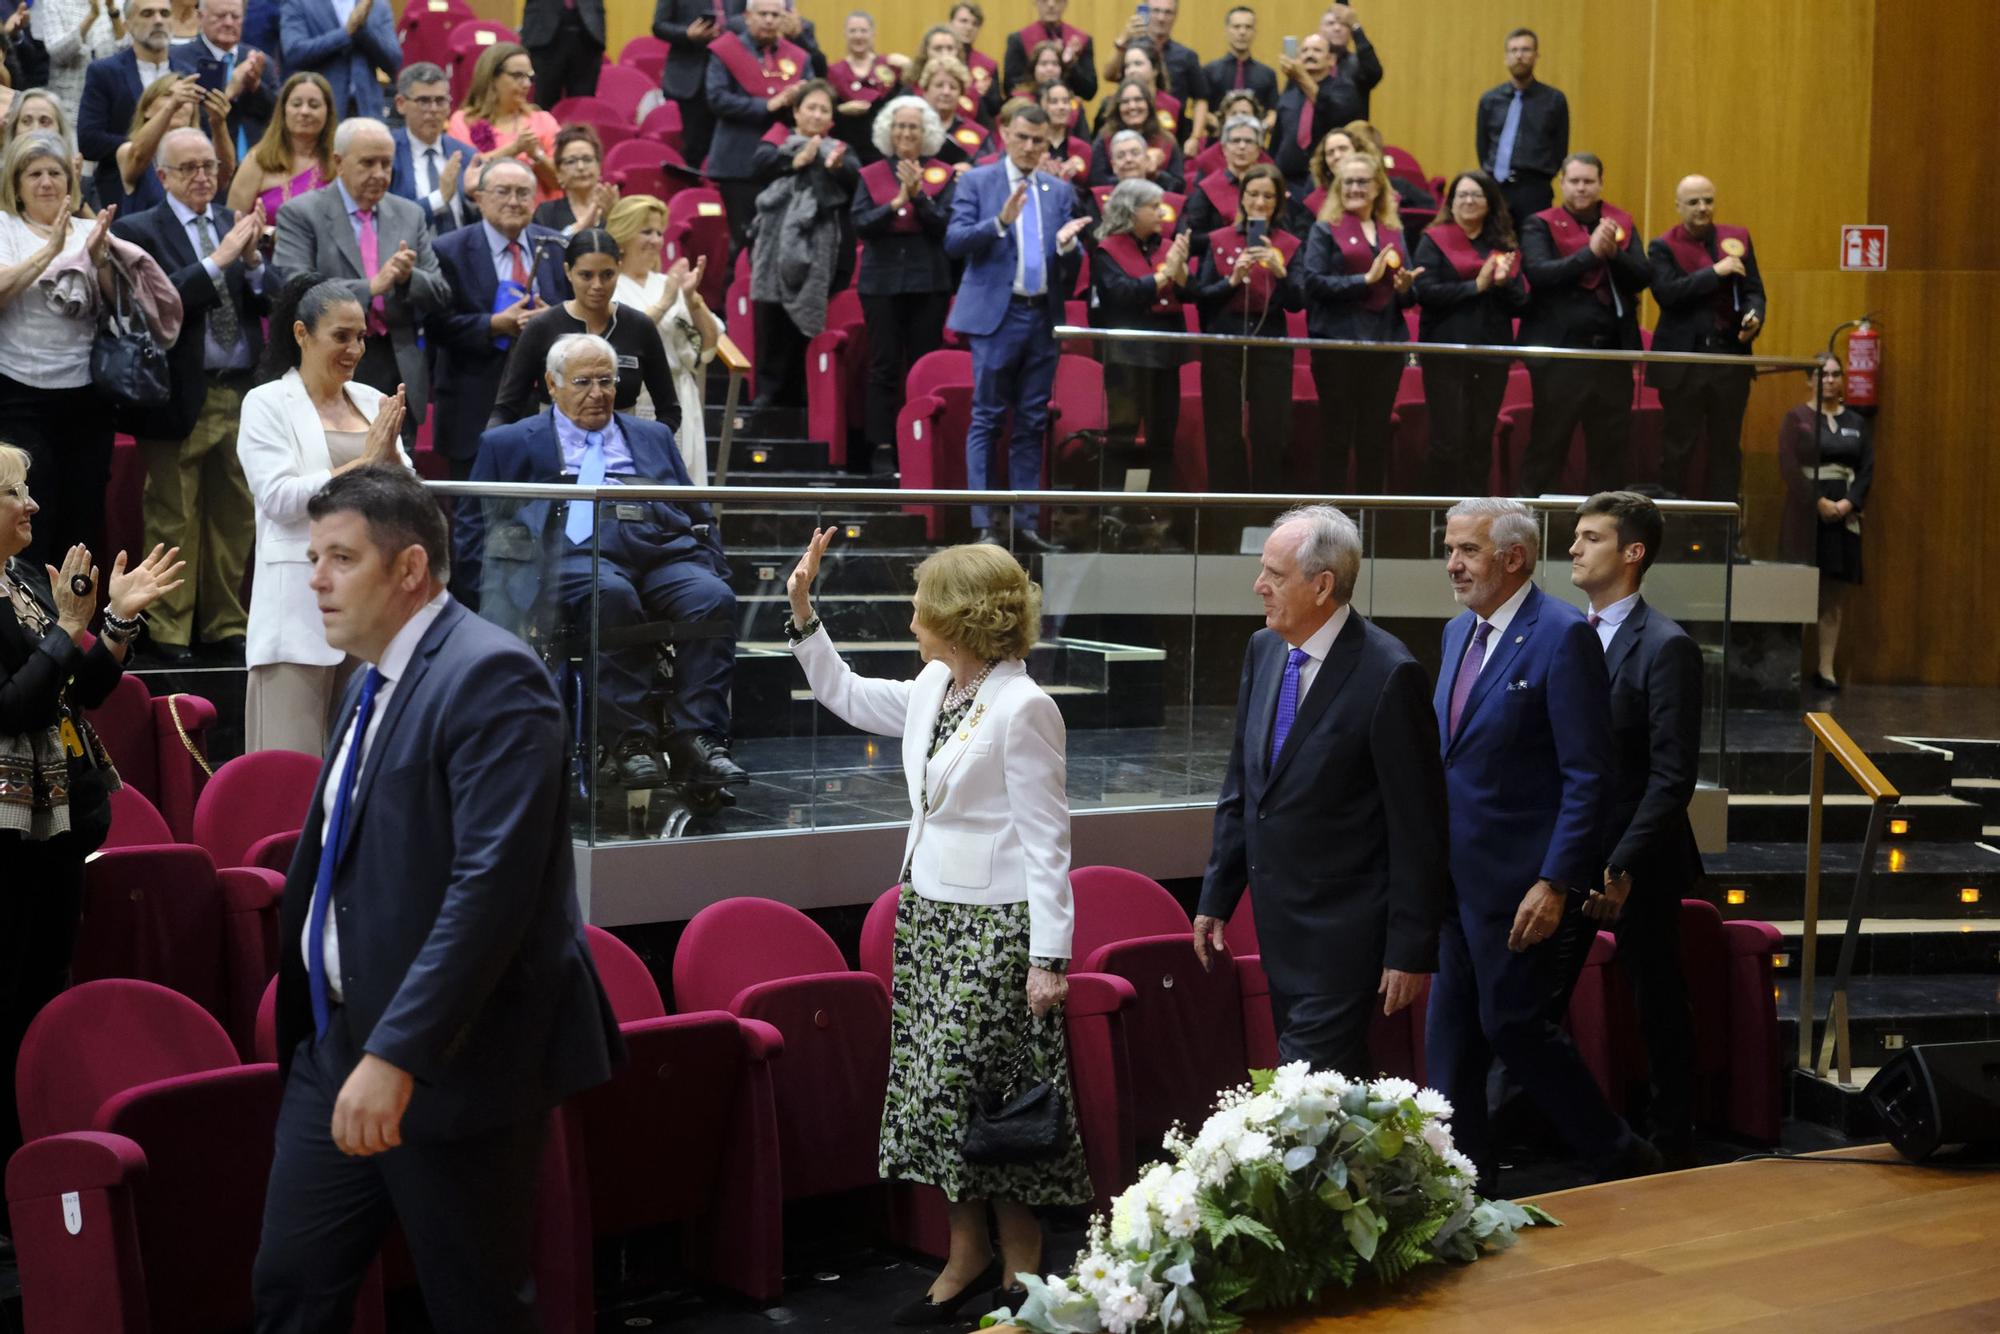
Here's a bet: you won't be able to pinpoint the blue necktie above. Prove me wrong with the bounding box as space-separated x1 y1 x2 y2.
1018 173 1045 296
1268 647 1310 767
564 430 607 545
307 665 383 1038
1492 88 1522 180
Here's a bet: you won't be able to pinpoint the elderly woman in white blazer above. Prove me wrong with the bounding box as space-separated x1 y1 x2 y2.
787 531 1090 1325
237 275 411 755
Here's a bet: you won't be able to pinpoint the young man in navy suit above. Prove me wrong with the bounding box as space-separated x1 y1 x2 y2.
1428 496 1660 1193
388 64 475 236
945 103 1089 552
253 464 620 1332
1564 490 1703 1166
77 0 177 206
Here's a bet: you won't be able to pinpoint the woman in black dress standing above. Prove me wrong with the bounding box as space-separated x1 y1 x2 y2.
1778 353 1873 690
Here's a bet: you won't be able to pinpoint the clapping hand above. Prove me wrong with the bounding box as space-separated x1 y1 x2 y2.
438 150 466 202
362 385 407 462
825 141 848 170
83 207 117 265
1474 251 1499 292
1391 263 1423 293
787 525 837 622
1056 215 1090 248
791 134 824 170
894 157 922 197
369 241 417 295
1493 250 1516 282
1163 232 1192 283
211 208 261 267
46 545 99 639
1588 218 1619 258
344 0 374 36
106 544 186 622
998 179 1029 226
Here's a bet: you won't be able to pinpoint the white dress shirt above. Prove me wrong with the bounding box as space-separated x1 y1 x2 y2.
307 591 450 1003
136 54 172 85
1588 590 1640 651
1285 601 1351 703
1459 578 1534 683
409 131 460 226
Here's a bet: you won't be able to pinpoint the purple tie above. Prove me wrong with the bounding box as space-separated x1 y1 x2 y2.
1587 611 1602 628
1447 621 1494 739
1268 646 1310 767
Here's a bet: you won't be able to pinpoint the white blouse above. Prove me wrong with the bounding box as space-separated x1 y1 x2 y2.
614 270 714 487
0 214 102 389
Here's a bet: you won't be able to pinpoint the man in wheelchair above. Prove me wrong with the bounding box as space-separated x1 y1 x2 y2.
452 333 748 792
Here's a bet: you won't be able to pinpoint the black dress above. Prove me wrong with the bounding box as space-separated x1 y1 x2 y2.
487 304 681 432
1811 408 1871 584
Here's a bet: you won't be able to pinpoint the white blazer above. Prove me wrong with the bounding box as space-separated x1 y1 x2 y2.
236 370 411 669
793 629 1074 961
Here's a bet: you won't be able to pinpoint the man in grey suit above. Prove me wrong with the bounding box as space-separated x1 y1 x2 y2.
275 117 448 436
521 0 606 107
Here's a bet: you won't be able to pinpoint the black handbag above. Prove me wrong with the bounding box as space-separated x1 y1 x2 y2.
59 713 114 855
91 265 173 410
962 1043 1066 1166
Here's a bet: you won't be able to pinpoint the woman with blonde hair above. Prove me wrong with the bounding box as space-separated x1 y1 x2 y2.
449 42 560 201
787 530 1088 1324
2 90 77 154
606 193 719 481
111 72 234 213
226 71 333 222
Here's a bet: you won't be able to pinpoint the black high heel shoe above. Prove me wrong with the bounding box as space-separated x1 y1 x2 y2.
891 1257 1002 1326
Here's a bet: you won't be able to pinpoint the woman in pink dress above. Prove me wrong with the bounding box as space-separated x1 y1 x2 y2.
226 71 334 223
448 42 561 203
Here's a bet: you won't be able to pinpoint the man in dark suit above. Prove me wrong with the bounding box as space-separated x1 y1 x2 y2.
388 63 474 236
521 0 605 107
1563 491 1702 1166
1193 505 1450 1074
111 125 268 665
1001 0 1095 100
701 0 809 256
77 0 178 206
1475 28 1569 242
945 103 1088 552
252 463 621 1332
427 158 569 480
1203 5 1280 116
1647 174 1765 504
456 334 746 792
244 0 283 69
1428 496 1659 1192
654 0 725 169
167 0 275 157
1517 152 1650 496
280 0 402 119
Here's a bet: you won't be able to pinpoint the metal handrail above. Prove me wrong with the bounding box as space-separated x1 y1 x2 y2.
709 333 752 492
1797 710 1902 1084
1055 324 1828 369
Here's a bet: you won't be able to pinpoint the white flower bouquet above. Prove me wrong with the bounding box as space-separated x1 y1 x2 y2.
985 1064 1557 1333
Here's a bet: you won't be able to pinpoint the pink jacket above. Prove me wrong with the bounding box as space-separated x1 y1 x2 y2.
36 231 184 346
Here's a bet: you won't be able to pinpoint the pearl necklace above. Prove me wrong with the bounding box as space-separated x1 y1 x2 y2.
942 660 997 713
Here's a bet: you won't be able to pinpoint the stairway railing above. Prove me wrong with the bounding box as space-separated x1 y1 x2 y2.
711 333 752 494
1799 710 1901 1084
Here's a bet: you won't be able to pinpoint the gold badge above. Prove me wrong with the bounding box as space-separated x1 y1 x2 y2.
1384 153 1397 168
877 65 897 86
955 127 981 146
1156 109 1175 133
1614 223 1627 244
1383 249 1402 270
1720 237 1745 257
973 65 992 92
1159 203 1176 221
960 94 978 115
778 57 799 78
922 165 949 186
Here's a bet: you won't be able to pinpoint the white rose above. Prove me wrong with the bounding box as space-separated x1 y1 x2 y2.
1421 1120 1455 1158
1232 1129 1275 1163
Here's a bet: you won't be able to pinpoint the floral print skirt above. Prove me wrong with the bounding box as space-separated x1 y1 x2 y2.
879 890 1094 1206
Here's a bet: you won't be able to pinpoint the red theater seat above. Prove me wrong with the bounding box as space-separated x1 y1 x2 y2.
605 138 691 203
191 750 321 872
104 784 173 849
636 101 685 155
398 0 478 71
806 288 869 468
448 22 523 104
895 350 976 538
618 35 671 83
594 63 656 122
88 675 215 843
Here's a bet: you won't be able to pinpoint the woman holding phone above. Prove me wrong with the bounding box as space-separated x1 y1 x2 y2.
1191 162 1302 494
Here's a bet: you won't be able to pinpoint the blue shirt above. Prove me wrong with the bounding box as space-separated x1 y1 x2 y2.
552 406 636 478
1589 590 1640 652
333 178 379 254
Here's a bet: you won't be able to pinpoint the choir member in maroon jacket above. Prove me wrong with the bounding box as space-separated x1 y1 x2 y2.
828 11 902 164
1298 150 1419 493
1035 79 1092 182
1181 111 1295 259
1186 89 1267 187
1088 40 1182 146
1002 0 1096 101
1412 170 1527 496
1087 80 1183 191
947 1 1004 120
1089 177 1191 515
1190 163 1302 494
1518 153 1650 495
1086 130 1186 238
909 54 990 169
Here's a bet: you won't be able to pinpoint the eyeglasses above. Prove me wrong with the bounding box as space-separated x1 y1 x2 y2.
563 376 616 391
165 160 222 178
500 68 535 81
483 185 534 201
558 155 598 168
404 94 451 109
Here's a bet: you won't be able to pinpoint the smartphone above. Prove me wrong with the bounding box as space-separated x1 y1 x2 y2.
1282 35 1299 59
1246 219 1269 248
194 58 229 93
1136 4 1150 22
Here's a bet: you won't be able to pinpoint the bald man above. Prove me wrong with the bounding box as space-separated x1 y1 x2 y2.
1645 175 1765 504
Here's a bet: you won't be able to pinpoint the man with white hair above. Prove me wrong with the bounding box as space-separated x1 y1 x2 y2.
275 116 448 433
1192 505 1449 1076
1427 496 1659 1193
76 0 177 204
455 333 745 796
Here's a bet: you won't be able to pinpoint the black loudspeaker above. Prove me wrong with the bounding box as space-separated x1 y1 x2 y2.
1864 1040 2000 1161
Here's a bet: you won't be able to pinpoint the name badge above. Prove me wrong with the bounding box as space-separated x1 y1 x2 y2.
617 354 639 372
615 503 647 522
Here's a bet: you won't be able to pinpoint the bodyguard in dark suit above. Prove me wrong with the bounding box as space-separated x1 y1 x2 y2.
167 0 276 155
1474 29 1568 242
521 0 605 107
1428 497 1658 1192
252 464 621 1333
654 0 725 169
110 125 268 661
389 63 475 236
426 158 570 479
77 0 177 208
1563 492 1702 1163
1194 506 1449 1075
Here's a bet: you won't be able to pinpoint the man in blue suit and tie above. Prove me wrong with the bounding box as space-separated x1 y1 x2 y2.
945 102 1090 552
456 333 747 794
252 464 621 1332
1427 496 1660 1193
167 0 276 157
388 64 474 236
280 0 401 119
77 0 178 207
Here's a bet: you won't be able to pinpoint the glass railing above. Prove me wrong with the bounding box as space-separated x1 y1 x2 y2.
431 482 1740 846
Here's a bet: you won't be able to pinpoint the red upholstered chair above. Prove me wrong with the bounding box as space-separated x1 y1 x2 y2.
805 288 868 468
572 927 784 1303
106 436 145 582
1673 901 1782 1144
605 139 690 204
398 0 478 71
671 187 731 306
548 94 624 127
895 350 976 538
1046 352 1107 445
448 22 523 104
14 980 239 1142
1381 144 1428 190
105 784 173 849
192 750 321 872
1563 930 1623 1107
636 101 685 155
724 250 757 398
88 675 215 842
619 35 671 82
594 64 656 122
242 828 301 874
673 899 892 1202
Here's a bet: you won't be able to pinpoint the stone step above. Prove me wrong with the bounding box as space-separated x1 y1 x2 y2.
1702 840 2000 921
1775 973 2000 1072
1727 792 1987 843
1757 919 2000 978
721 509 931 549
1722 743 1955 799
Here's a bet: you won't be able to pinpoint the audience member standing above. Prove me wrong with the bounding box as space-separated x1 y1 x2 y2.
111 125 267 664
854 95 954 476
1427 496 1661 1194
1563 490 1702 1169
828 11 895 164
1 91 77 155
0 136 117 570
704 0 808 258
107 72 235 215
27 0 122 132
427 157 568 480
608 194 721 477
653 0 724 171
1778 353 1873 691
1190 163 1300 494
1086 79 1183 192
1203 5 1279 117
944 103 1088 552
387 63 472 236
1648 174 1764 504
948 2 1000 118
1518 152 1648 496
1475 28 1567 239
1002 0 1095 101
1271 32 1333 200
167 0 274 159
1107 0 1206 152
1194 505 1448 1073
1089 177 1189 506
1180 112 1279 257
236 276 411 755
1299 149 1417 493
227 71 336 227
279 0 401 120
1412 170 1526 496
77 0 177 208
274 118 449 434
1314 4 1380 125
520 0 605 108
448 43 561 203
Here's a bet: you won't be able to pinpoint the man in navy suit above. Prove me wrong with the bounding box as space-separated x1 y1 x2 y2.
456 334 746 792
252 464 621 1332
945 102 1089 552
110 125 268 664
653 0 725 171
1193 506 1450 1074
426 158 568 478
167 0 276 157
280 0 401 119
387 63 473 235
521 0 606 107
1562 491 1703 1166
77 0 178 207
1427 496 1659 1192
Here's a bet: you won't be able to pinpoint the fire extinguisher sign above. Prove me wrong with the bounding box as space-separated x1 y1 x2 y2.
1840 225 1889 272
